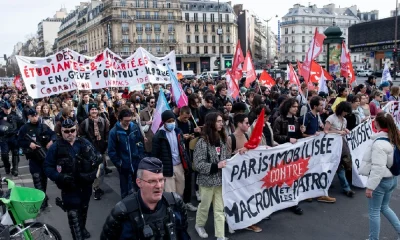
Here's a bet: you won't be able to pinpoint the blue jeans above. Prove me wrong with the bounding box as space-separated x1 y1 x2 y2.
368 176 400 240
337 169 351 192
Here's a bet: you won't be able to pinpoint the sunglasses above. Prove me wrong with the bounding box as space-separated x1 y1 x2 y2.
63 129 76 134
150 101 155 104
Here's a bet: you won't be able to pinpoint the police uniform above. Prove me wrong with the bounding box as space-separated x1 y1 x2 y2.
101 157 191 240
44 119 101 240
0 102 24 176
18 108 57 209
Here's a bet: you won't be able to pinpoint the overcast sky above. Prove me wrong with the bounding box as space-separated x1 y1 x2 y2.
0 0 397 64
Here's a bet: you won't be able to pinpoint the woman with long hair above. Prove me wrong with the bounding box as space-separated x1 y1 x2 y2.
357 93 371 119
360 112 400 240
194 112 229 240
41 103 55 131
222 100 234 136
389 86 400 101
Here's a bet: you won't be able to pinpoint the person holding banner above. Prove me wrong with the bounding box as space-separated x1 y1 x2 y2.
359 112 400 240
324 101 355 198
194 112 229 240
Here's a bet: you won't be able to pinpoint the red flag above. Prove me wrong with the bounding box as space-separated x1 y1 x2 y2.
13 75 23 91
244 108 265 149
288 64 301 87
347 52 356 85
340 41 350 78
244 50 257 88
231 40 245 81
226 70 240 99
301 28 326 83
259 70 275 89
309 61 333 83
297 60 303 77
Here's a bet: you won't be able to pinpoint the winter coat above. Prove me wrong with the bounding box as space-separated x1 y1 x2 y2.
272 115 303 144
139 106 154 153
359 131 394 190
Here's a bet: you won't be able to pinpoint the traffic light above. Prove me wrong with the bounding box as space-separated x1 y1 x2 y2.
3 54 7 61
215 57 221 67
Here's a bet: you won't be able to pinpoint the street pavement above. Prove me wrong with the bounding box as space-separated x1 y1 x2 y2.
4 155 400 240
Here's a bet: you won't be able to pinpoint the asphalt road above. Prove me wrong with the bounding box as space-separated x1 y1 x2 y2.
3 155 400 240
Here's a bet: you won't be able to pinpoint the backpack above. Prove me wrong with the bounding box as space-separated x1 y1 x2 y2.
230 133 249 156
375 137 400 176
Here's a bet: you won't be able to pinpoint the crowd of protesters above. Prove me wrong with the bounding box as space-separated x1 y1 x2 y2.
1 72 400 239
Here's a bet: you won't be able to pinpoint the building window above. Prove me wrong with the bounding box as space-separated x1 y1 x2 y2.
225 14 229 22
166 1 171 8
123 46 130 53
212 25 215 32
285 37 288 43
219 14 222 22
285 28 288 34
156 46 161 53
135 0 140 7
186 24 190 32
212 46 216 54
122 35 129 43
154 12 159 19
203 24 207 32
211 14 215 22
291 36 295 43
186 35 190 43
187 46 191 54
168 24 174 32
120 0 126 7
121 10 128 19
302 26 305 33
226 46 231 54
147 46 152 52
156 34 160 41
136 23 143 31
292 56 295 61
212 35 216 43
302 55 305 61
185 13 189 21
154 23 161 31
302 36 305 43
195 24 199 32
195 35 199 43
219 46 224 54
194 13 198 21
226 25 230 33
226 35 230 43
144 0 149 8
203 13 206 22
302 45 305 52
219 35 223 43
285 46 288 53
168 12 173 20
196 46 200 54
153 0 157 8
137 34 142 41
145 11 150 19
122 23 129 33
292 46 295 52
203 35 208 43
204 46 208 54
170 46 175 51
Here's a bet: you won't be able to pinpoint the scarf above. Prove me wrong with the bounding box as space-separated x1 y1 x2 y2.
93 118 101 141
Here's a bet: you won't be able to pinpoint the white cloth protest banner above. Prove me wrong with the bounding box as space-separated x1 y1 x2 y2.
16 47 176 98
222 134 342 230
0 78 14 87
346 119 373 188
382 101 400 129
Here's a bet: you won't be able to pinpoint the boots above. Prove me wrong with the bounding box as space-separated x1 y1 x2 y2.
1 154 10 174
32 173 48 210
11 155 19 177
80 205 90 239
68 210 83 240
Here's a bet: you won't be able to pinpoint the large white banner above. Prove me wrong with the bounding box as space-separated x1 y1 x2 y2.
0 78 14 87
223 134 342 230
383 101 400 129
346 119 373 188
16 47 176 98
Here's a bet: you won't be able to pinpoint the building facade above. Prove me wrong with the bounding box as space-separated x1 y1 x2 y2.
390 3 400 17
348 16 400 71
37 9 67 56
280 3 363 64
180 0 237 73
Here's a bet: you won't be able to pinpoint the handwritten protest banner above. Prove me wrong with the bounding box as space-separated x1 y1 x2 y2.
0 78 14 87
16 47 177 98
346 119 373 188
223 134 342 230
383 101 400 129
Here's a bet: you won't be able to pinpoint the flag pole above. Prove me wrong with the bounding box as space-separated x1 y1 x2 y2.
303 28 318 126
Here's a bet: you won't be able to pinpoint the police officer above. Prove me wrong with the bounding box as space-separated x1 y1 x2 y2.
101 157 191 240
44 119 101 240
18 108 57 210
0 101 24 176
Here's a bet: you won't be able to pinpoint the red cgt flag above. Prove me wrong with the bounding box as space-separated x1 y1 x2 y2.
297 60 303 77
244 108 265 149
259 70 275 90
309 60 333 83
288 64 301 87
226 70 240 99
231 40 245 81
244 50 257 88
301 28 326 83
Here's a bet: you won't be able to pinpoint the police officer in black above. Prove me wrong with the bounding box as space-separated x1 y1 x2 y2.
0 101 24 176
101 157 191 240
18 108 57 210
44 119 101 240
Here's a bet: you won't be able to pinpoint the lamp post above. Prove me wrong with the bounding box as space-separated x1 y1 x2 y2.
394 0 398 80
264 15 278 67
217 0 222 77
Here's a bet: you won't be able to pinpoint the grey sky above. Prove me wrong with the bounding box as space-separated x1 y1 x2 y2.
0 0 397 65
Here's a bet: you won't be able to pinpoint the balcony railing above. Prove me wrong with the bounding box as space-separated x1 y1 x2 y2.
145 27 152 32
136 39 164 43
122 28 129 34
168 28 175 33
134 15 183 21
78 40 87 45
168 39 177 43
186 17 237 24
136 27 143 32
280 19 354 27
106 2 180 9
154 28 161 32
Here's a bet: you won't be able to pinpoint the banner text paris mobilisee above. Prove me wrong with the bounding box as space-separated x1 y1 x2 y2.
222 134 342 230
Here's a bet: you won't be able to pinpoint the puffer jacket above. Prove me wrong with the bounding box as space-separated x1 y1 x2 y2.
151 127 189 177
272 115 303 144
193 138 229 187
359 131 394 190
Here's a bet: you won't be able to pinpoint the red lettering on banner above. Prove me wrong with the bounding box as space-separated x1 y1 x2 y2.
262 157 310 188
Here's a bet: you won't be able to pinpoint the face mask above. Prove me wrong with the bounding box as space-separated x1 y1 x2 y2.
165 122 175 131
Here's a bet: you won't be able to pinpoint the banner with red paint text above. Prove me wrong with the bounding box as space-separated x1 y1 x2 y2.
16 47 177 98
222 134 342 230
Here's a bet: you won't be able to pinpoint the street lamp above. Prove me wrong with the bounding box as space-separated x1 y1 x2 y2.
394 0 398 80
264 15 278 67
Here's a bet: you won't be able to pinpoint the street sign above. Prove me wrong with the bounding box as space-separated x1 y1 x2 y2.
224 59 232 68
217 29 223 35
